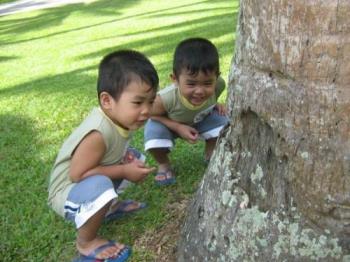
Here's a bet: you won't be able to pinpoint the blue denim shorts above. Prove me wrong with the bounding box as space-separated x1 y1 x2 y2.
64 175 120 228
63 149 145 228
144 109 228 150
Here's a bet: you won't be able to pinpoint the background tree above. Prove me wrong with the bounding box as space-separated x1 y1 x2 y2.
178 0 350 260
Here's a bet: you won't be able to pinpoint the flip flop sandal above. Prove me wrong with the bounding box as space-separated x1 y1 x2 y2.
154 169 176 186
104 200 147 222
73 240 131 262
123 148 146 163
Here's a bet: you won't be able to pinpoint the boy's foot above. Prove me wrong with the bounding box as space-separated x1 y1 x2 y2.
76 238 130 261
123 147 146 163
204 152 212 165
204 138 216 163
105 200 147 222
154 168 176 186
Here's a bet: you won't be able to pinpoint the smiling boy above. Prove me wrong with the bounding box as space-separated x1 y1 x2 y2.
144 37 228 185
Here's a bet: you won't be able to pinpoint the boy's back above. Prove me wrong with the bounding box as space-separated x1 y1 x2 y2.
48 107 131 216
48 50 158 261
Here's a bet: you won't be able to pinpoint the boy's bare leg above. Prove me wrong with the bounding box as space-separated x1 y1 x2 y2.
204 138 217 161
149 148 172 180
76 201 124 259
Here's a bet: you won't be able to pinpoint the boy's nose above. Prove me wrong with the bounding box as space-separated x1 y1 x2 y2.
194 86 205 95
141 104 151 116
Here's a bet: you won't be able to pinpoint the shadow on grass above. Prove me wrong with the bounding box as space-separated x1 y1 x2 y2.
0 0 221 46
0 65 96 97
0 0 142 45
0 113 73 260
0 55 18 62
81 11 236 56
0 2 237 97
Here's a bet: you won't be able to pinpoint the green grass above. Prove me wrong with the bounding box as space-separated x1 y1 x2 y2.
0 0 238 261
0 0 16 4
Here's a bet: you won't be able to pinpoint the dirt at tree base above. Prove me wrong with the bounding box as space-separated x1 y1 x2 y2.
134 199 189 261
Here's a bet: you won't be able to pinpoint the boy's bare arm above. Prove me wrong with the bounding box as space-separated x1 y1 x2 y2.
150 95 198 143
215 103 227 115
150 95 167 116
150 95 182 132
150 95 181 131
69 131 154 182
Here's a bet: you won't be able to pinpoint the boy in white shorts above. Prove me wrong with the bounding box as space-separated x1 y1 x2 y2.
48 50 158 261
144 38 228 186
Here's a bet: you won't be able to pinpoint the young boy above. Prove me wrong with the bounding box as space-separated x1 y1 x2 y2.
48 50 158 261
144 37 228 186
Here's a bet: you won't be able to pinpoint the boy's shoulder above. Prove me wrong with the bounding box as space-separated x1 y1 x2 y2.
215 76 226 99
80 107 104 127
217 76 225 89
71 107 112 138
158 83 177 96
157 83 179 112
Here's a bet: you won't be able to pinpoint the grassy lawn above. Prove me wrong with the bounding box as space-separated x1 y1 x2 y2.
0 0 16 4
0 0 238 261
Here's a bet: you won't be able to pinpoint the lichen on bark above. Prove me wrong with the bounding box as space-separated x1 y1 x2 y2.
178 0 350 261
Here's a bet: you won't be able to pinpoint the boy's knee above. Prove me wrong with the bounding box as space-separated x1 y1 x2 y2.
65 175 117 228
205 137 217 143
68 175 114 201
144 120 175 151
145 139 174 151
148 148 170 154
144 119 172 139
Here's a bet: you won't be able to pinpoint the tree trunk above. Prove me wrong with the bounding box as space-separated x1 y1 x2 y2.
178 0 350 261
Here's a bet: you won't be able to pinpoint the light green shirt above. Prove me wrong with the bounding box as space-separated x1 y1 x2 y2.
158 76 225 125
47 107 131 217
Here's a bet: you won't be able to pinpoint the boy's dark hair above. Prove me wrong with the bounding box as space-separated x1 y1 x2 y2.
173 37 220 78
97 50 159 101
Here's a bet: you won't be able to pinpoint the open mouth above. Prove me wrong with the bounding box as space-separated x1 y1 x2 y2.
191 97 205 104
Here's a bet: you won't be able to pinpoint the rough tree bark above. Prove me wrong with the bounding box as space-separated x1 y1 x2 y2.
178 0 350 261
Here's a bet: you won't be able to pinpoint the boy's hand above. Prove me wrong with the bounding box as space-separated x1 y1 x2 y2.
122 160 156 182
215 103 227 115
176 124 199 144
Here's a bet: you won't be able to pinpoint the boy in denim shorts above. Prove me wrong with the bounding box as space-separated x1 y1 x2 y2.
144 38 228 186
48 50 158 261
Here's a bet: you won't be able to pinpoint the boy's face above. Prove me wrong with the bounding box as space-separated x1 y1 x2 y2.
101 80 156 130
174 70 217 106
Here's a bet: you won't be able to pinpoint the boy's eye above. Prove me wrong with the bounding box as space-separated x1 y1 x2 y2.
132 101 142 105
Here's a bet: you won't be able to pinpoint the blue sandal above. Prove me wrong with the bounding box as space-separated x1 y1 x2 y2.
154 169 176 186
73 240 131 262
105 200 147 222
123 148 146 163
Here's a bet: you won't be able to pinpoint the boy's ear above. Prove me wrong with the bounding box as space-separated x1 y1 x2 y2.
170 73 177 82
99 92 113 109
